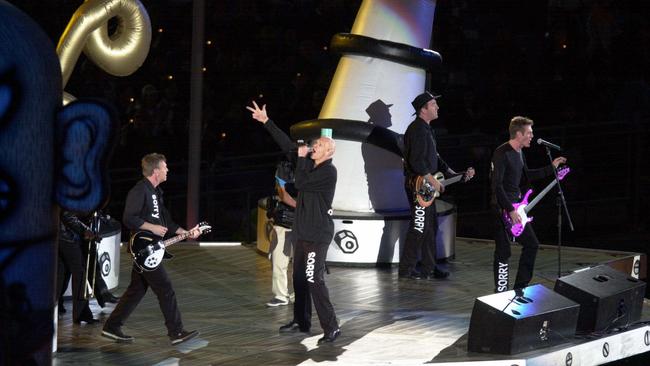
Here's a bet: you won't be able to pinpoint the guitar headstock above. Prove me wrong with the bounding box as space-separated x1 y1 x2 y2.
557 166 570 180
198 221 212 235
462 167 476 182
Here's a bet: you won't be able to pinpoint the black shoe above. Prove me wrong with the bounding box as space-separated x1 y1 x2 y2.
398 270 423 280
279 321 310 333
317 328 341 344
102 325 134 343
96 291 120 308
170 329 199 345
514 287 524 297
96 294 106 308
424 267 449 279
104 292 120 303
266 297 289 307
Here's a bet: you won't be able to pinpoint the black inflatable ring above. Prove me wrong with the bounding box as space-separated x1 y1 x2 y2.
329 33 442 71
290 118 404 158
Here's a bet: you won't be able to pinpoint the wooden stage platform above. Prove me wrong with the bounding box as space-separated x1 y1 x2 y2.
55 238 650 365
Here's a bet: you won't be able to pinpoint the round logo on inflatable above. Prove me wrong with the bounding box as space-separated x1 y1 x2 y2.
334 230 359 254
99 252 111 276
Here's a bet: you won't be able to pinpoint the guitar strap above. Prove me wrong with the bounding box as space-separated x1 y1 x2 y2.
520 150 532 191
156 186 168 233
155 187 175 261
513 153 525 240
405 174 418 202
408 175 417 191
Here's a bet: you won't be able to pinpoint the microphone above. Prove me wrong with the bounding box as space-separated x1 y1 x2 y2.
290 141 313 153
537 138 562 151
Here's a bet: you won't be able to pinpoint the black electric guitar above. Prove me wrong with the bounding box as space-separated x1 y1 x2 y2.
503 167 570 237
129 222 211 272
411 170 474 208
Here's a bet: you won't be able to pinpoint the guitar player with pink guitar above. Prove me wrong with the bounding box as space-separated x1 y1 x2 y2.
490 116 568 293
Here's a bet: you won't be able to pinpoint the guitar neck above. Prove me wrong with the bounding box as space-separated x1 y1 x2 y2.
525 180 559 213
161 231 194 248
442 174 464 187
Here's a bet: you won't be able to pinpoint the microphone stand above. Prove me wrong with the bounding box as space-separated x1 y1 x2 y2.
544 146 574 278
83 212 101 300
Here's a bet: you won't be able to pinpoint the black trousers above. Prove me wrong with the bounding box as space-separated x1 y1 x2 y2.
104 263 183 335
399 183 438 273
56 239 93 322
292 239 338 334
493 212 540 292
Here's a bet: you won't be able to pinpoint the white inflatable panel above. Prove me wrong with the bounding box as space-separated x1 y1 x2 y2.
256 199 456 265
327 212 409 264
327 199 456 264
318 0 438 213
97 232 121 289
62 232 121 296
321 57 423 212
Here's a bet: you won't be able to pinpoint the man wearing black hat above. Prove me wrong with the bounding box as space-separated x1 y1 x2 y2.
399 92 474 280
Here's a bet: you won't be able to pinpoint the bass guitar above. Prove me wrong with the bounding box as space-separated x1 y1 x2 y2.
129 222 211 272
503 167 570 237
411 170 472 208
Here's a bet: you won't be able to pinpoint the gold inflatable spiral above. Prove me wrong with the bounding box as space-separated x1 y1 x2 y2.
57 0 152 103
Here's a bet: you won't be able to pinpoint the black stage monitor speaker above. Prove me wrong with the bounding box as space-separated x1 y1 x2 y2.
554 265 646 333
467 284 580 355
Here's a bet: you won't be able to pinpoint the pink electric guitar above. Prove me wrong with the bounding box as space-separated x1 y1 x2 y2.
503 167 570 237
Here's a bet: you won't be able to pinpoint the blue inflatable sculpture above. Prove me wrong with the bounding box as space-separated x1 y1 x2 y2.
0 1 115 363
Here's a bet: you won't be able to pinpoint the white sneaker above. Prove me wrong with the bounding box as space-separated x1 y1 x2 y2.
266 298 289 307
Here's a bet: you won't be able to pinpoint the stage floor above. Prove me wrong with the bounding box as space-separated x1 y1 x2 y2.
55 238 650 365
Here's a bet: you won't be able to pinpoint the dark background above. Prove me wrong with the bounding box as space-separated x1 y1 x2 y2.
17 1 648 257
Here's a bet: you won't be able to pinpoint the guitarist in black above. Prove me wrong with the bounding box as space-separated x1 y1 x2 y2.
102 153 200 344
56 210 99 324
400 92 474 280
490 116 566 293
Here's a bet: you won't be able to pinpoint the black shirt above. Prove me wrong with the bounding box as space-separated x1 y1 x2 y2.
403 117 450 177
294 157 337 244
262 119 336 242
490 142 555 212
122 178 179 237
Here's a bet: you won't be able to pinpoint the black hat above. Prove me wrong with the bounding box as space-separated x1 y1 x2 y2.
411 91 441 115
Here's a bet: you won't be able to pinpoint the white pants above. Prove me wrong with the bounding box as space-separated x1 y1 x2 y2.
271 225 294 301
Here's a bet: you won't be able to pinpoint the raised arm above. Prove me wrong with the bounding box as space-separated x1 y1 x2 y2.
246 101 294 152
246 100 269 124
